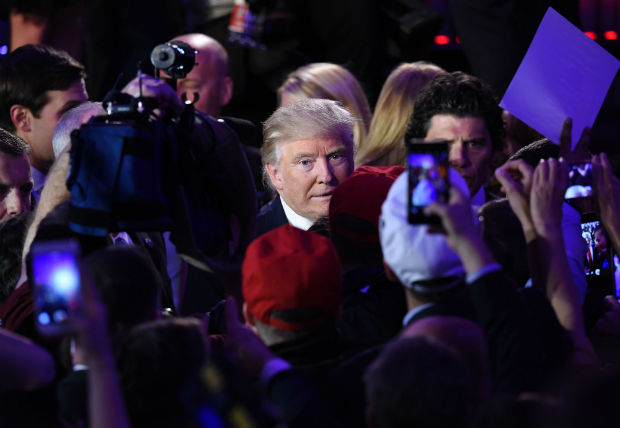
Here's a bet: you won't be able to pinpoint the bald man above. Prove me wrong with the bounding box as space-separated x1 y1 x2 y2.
171 33 233 117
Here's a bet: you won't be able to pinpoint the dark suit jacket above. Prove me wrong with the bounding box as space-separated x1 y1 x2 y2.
129 231 175 311
256 195 288 238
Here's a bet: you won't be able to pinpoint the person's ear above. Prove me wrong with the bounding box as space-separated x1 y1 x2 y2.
219 76 233 107
265 162 284 192
9 105 32 133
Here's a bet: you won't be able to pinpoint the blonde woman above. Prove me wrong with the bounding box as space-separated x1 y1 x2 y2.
356 62 445 167
278 62 371 150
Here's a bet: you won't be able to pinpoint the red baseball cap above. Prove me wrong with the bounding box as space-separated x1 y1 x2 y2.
329 165 404 243
242 225 342 331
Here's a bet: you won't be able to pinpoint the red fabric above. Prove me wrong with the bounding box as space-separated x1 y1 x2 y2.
242 225 342 331
0 281 34 332
329 165 404 243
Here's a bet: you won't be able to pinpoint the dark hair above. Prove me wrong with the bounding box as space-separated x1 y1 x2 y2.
509 138 559 168
365 336 473 427
0 44 85 131
84 246 162 335
117 318 208 427
407 72 505 153
0 127 30 156
0 212 31 300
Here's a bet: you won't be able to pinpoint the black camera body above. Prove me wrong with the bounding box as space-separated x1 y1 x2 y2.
66 43 257 272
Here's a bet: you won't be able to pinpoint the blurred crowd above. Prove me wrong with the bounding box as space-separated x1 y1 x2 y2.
0 1 618 427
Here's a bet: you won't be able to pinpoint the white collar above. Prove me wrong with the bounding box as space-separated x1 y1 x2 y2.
280 197 315 231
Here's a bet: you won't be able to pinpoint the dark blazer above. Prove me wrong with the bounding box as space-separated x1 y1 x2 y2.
256 195 288 238
130 231 175 311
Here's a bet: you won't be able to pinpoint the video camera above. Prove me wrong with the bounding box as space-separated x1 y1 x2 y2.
66 42 257 272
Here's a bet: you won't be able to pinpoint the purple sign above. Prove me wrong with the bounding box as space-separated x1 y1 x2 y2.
500 7 619 147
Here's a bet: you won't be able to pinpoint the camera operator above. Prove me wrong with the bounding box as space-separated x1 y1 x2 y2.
166 34 270 207
93 70 257 310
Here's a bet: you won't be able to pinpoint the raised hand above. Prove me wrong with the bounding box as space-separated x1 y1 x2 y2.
425 184 496 275
530 158 568 238
495 159 535 239
559 117 591 164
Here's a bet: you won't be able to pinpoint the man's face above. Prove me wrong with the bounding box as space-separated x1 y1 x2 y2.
177 54 229 117
266 137 354 221
28 79 88 172
0 152 33 222
425 114 494 196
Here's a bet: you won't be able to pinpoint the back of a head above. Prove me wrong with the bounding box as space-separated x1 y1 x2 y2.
407 71 504 154
379 169 470 298
364 335 473 427
0 127 31 156
358 62 445 167
403 315 491 405
329 165 404 268
278 62 371 149
116 317 207 427
242 224 342 342
84 246 162 335
508 138 559 168
51 101 103 158
0 44 85 132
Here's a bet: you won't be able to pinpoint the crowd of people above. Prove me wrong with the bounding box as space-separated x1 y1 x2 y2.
0 7 619 428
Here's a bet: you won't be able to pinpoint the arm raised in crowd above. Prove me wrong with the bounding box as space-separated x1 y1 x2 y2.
426 180 554 393
496 158 597 366
424 185 495 275
74 266 130 428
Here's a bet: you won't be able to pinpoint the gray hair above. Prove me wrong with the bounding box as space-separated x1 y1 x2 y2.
261 98 355 188
52 101 104 158
0 127 30 156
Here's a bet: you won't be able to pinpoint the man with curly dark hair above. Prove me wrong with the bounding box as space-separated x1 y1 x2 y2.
407 72 505 205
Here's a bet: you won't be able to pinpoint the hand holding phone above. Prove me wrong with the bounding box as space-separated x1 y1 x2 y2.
407 140 450 224
30 239 82 336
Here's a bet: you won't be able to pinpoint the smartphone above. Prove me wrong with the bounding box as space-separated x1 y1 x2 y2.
30 239 82 335
407 140 450 224
580 216 617 295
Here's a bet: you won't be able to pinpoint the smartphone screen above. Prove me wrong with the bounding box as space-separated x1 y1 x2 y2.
565 162 593 200
581 220 609 277
30 239 81 335
407 140 449 224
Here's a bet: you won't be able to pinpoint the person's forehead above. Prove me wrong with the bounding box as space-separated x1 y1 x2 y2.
280 137 347 154
43 80 88 115
190 52 223 79
0 152 31 182
426 114 490 137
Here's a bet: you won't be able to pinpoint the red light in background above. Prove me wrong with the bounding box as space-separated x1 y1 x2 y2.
604 31 618 40
455 36 461 44
434 35 450 45
585 31 597 40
